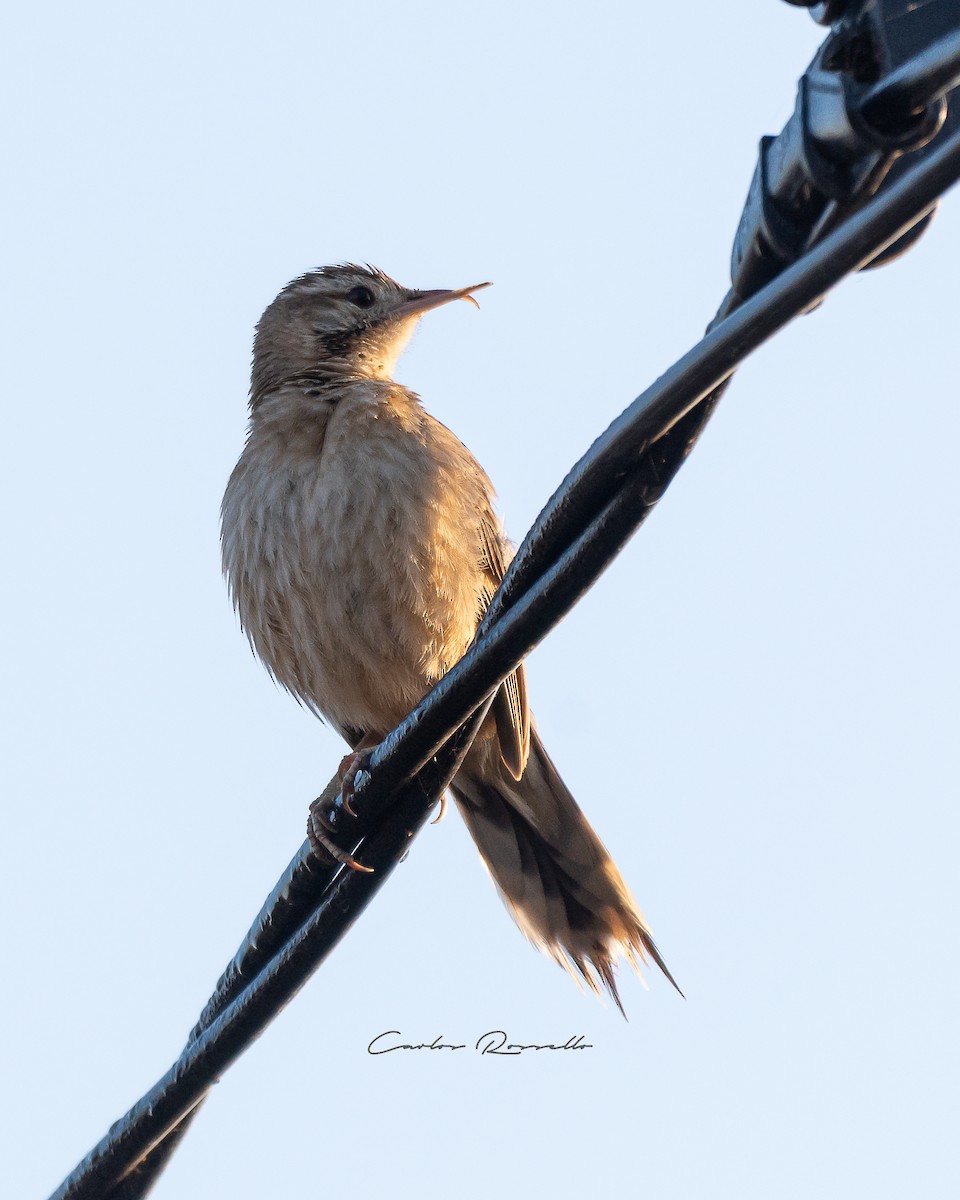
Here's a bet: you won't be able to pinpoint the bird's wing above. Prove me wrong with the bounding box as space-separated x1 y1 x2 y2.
479 515 531 781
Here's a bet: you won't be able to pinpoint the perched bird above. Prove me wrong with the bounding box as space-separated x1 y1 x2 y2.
221 264 679 1008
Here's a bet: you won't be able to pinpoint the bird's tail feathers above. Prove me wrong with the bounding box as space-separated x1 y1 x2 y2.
451 731 681 1013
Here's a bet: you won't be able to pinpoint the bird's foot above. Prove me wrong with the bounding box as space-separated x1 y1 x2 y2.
307 802 374 873
430 792 448 825
305 740 381 872
307 759 375 873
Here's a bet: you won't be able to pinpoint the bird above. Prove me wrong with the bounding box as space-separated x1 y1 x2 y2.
221 263 680 1009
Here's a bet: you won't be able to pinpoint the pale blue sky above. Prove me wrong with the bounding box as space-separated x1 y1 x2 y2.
3 3 958 1198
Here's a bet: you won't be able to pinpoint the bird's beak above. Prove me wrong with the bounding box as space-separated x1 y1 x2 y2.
390 281 492 321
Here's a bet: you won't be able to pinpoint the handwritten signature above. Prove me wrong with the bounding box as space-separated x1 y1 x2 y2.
367 1030 593 1055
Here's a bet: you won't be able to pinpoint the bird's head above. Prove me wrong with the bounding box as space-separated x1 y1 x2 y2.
250 264 490 407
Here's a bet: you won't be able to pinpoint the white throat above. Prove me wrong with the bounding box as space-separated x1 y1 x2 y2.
362 315 419 380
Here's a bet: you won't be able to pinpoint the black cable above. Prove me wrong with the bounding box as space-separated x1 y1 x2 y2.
49 113 960 1200
105 17 960 1192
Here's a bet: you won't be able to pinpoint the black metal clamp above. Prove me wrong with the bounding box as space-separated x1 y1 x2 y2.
732 0 960 307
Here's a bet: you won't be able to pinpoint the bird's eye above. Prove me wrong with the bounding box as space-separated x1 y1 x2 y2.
346 285 376 308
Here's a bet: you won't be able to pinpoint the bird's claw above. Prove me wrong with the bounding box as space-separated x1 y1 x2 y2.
430 792 448 825
307 805 374 873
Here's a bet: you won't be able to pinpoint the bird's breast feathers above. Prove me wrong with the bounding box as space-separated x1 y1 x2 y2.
222 383 496 735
